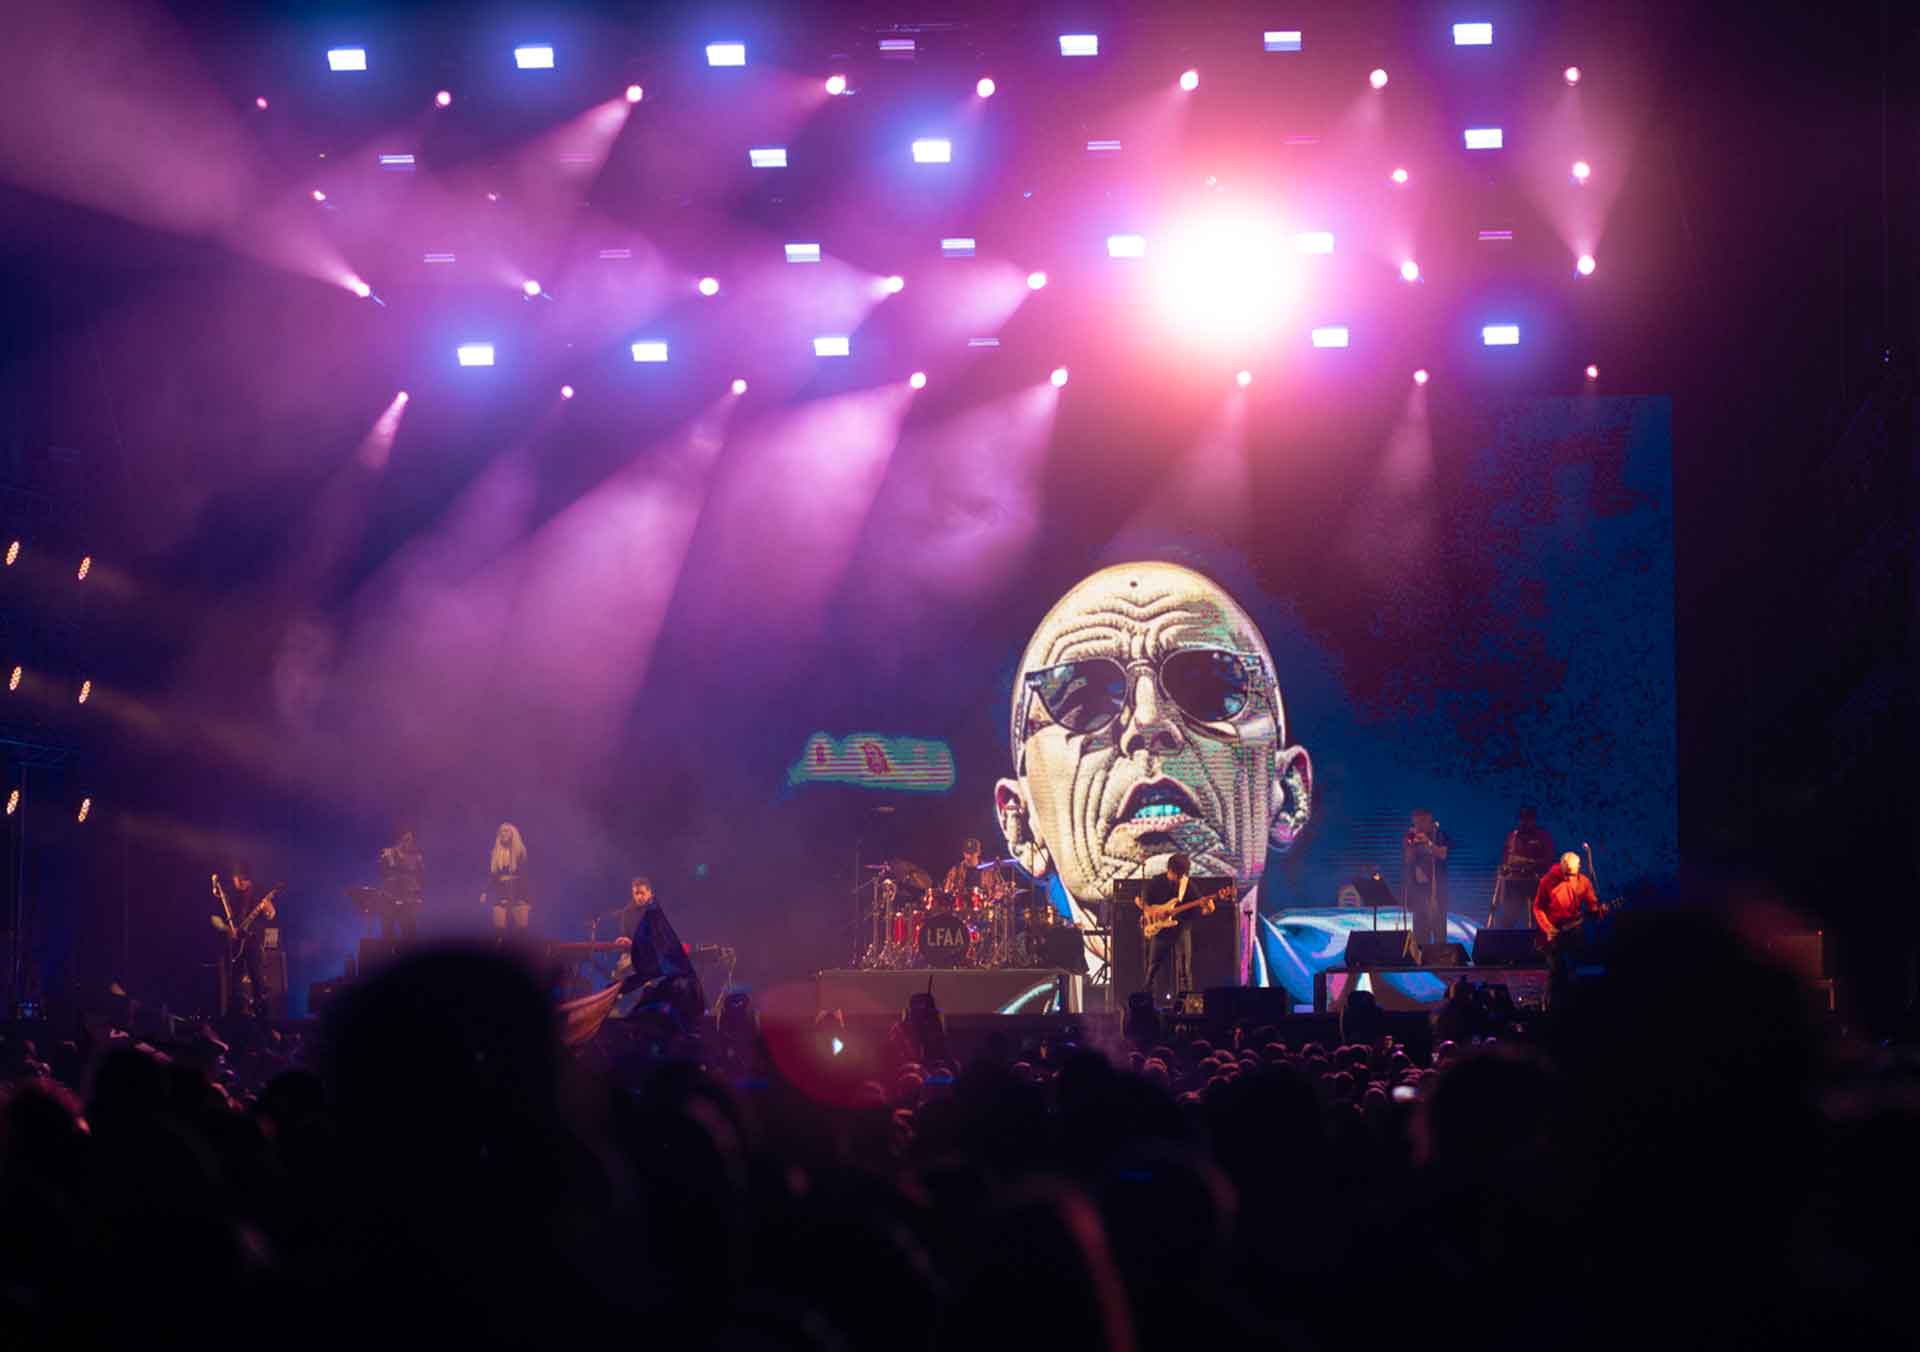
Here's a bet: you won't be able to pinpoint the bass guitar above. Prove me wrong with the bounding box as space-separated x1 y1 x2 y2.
1139 886 1233 939
210 874 283 955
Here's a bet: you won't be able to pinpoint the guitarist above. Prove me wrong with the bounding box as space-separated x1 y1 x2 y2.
1139 853 1213 1007
212 864 278 1018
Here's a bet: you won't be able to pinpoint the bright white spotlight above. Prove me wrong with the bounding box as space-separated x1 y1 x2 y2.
560 384 575 399
814 336 850 357
731 378 748 395
1453 23 1493 46
1414 368 1430 385
912 139 952 164
435 90 452 107
706 42 746 67
1464 127 1504 150
785 242 822 264
77 679 91 704
1060 35 1098 57
976 77 996 98
626 84 644 103
1050 367 1070 387
1026 270 1048 290
1236 369 1252 388
909 371 927 389
1571 159 1592 183
514 46 555 70
1310 326 1350 348
1400 259 1421 282
749 147 788 168
345 277 372 298
457 343 495 366
1576 253 1597 276
698 276 721 296
825 74 847 95
77 555 92 581
1565 66 1582 85
7 665 19 691
1586 364 1599 380
311 189 327 203
941 238 977 258
4 540 18 565
255 96 269 109
4 789 14 815
1107 234 1147 259
1179 69 1200 92
1482 325 1520 346
631 341 669 362
396 391 409 404
882 275 905 294
327 48 367 72
77 798 91 823
1264 32 1303 52
522 279 543 297
1369 68 1389 90
1391 167 1409 184
1296 231 1335 254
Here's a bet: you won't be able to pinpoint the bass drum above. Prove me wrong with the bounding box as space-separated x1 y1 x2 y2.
917 912 972 968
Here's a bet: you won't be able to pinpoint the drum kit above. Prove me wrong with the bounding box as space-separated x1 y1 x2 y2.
859 856 1063 969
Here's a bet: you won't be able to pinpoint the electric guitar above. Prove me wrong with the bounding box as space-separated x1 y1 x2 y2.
1536 896 1625 953
1139 886 1233 939
210 875 283 954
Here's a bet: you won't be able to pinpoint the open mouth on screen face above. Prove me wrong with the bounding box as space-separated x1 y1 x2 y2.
1109 778 1207 854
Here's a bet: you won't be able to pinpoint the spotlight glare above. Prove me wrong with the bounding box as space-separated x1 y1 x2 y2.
1400 259 1421 282
513 45 555 70
7 665 19 691
1369 68 1389 90
626 84 644 103
1586 364 1600 380
1059 35 1099 57
435 89 452 107
77 555 92 581
4 789 14 815
326 48 367 73
311 189 327 203
255 96 269 110
522 279 542 297
1026 270 1048 290
976 77 996 98
825 74 847 95
1179 69 1200 92
396 391 409 403
882 274 905 294
1565 65 1582 86
4 540 17 565
1296 231 1335 254
909 371 927 390
911 139 952 164
457 343 495 366
1452 23 1494 46
706 42 746 67
1482 324 1521 346
77 679 91 704
1391 167 1409 184
560 384 575 399
731 378 748 395
631 341 669 363
1576 253 1597 276
1414 368 1430 385
345 277 372 298
1571 159 1592 182
1310 326 1350 348
1050 366 1069 387
813 336 850 357
77 798 90 823
1156 214 1299 343
1236 369 1252 388
698 276 721 296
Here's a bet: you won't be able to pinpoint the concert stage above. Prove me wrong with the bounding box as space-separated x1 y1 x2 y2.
815 967 1084 1016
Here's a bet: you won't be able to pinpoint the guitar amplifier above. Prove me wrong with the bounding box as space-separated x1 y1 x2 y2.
256 950 289 1018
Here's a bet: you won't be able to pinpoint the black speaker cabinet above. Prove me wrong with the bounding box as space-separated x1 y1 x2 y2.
1420 941 1472 968
218 949 288 1018
1110 877 1238 995
1473 929 1541 967
1344 929 1416 968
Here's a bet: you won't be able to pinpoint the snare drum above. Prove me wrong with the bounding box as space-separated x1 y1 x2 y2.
918 913 971 968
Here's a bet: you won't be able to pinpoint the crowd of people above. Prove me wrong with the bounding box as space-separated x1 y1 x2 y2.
0 903 1915 1350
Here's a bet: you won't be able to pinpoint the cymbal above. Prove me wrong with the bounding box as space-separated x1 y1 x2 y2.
888 858 933 890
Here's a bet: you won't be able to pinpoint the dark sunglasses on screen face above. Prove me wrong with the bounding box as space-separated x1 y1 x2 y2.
1019 649 1269 742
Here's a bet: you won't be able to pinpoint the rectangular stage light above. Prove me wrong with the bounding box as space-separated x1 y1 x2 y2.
513 45 555 69
749 147 788 168
1086 139 1121 152
378 153 416 169
1107 234 1147 258
941 237 976 257
1477 229 1515 241
1310 326 1350 348
1059 34 1098 57
598 247 633 260
1481 324 1521 346
706 42 746 67
813 336 850 357
1464 127 1504 150
966 337 1001 348
630 341 669 363
1452 23 1494 46
784 242 821 263
327 48 367 72
879 38 916 57
423 251 456 264
912 139 952 164
1296 231 1335 254
456 343 494 367
1264 31 1303 52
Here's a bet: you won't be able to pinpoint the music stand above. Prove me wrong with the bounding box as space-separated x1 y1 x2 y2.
1351 873 1399 933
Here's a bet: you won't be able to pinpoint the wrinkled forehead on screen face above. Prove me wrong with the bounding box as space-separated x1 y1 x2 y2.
1009 561 1285 766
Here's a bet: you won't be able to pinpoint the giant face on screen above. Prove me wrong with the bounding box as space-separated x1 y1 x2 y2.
995 562 1313 905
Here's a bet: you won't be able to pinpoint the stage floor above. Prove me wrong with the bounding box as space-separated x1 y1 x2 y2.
815 968 1083 1016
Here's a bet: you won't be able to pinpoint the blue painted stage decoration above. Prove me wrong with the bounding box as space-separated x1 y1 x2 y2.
1251 908 1484 1009
786 731 956 793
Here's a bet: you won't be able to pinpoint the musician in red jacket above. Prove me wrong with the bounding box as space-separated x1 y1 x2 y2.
1532 851 1601 941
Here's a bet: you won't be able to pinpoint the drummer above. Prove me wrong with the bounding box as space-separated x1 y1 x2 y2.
942 838 986 904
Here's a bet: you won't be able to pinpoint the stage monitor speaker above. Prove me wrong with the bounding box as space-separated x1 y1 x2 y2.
1204 986 1296 1026
1473 929 1539 967
1420 942 1471 968
1111 877 1238 996
1344 930 1415 968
